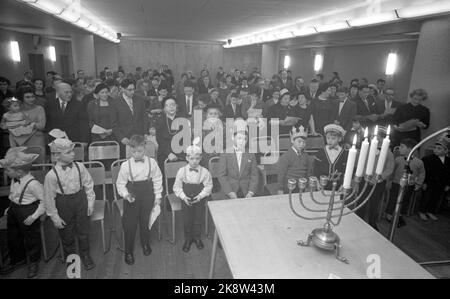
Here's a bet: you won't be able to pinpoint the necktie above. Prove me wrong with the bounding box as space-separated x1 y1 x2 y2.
186 96 191 115
61 101 67 113
189 168 199 173
363 98 370 111
134 158 145 163
62 163 73 170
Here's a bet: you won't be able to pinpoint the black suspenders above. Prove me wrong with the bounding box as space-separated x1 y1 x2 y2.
18 179 36 204
128 158 152 183
52 162 83 195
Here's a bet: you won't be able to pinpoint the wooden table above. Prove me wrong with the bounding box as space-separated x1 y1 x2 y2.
208 193 434 279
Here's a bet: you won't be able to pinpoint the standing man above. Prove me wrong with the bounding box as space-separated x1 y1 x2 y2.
177 83 198 118
334 87 357 132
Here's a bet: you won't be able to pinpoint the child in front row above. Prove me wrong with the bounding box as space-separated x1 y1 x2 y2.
44 130 96 270
173 138 213 252
0 148 44 278
116 135 163 265
385 138 425 227
277 125 315 194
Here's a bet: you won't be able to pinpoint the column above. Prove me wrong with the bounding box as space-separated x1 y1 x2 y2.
94 38 119 74
261 43 279 78
71 33 96 77
408 17 450 141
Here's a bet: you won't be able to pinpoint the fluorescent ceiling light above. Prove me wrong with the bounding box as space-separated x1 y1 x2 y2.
348 11 399 27
75 18 90 28
397 1 450 18
284 55 291 69
385 53 397 75
314 53 323 72
49 46 56 62
292 27 317 36
29 0 64 15
10 41 21 62
316 22 350 32
59 9 80 23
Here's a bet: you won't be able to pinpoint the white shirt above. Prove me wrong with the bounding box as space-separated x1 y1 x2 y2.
234 147 243 171
338 98 348 115
185 95 193 115
9 174 45 220
58 98 68 111
325 145 342 164
122 94 134 113
116 156 163 200
385 100 392 111
173 165 213 200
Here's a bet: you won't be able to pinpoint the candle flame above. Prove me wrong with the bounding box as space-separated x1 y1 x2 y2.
353 134 357 146
364 127 368 138
374 125 378 137
387 125 391 136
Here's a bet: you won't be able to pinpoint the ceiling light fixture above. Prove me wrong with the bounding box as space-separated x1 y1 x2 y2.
348 11 399 27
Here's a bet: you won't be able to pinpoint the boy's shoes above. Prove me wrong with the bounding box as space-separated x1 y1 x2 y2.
427 213 438 221
0 259 27 275
397 216 407 228
125 253 135 265
81 255 95 271
182 240 193 252
194 239 204 250
143 244 152 256
27 262 39 279
419 212 428 221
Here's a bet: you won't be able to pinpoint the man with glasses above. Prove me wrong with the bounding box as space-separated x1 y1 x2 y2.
375 87 401 126
111 79 149 158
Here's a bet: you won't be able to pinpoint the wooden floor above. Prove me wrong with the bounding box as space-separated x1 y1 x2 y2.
1 204 450 279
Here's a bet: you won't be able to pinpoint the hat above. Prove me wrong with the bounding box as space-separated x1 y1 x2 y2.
280 88 290 98
2 97 20 108
436 135 450 151
0 147 39 168
290 125 308 140
186 137 202 156
324 124 346 137
48 129 75 153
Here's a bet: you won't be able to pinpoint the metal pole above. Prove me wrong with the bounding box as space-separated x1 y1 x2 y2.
389 173 407 242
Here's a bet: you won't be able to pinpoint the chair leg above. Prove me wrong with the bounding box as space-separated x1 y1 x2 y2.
40 221 48 261
59 238 65 263
168 210 176 244
158 215 162 241
101 220 106 254
205 204 209 239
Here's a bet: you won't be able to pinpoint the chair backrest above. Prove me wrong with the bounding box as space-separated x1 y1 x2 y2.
208 156 220 179
30 163 54 184
305 134 325 152
278 134 292 152
88 141 120 161
24 146 43 158
164 159 187 193
111 159 127 200
83 161 106 186
249 135 276 155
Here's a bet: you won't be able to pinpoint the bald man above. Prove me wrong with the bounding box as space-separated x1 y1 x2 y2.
45 82 89 142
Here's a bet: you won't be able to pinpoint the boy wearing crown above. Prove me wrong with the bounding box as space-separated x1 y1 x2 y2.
116 135 163 265
0 147 44 278
314 124 349 190
43 129 96 270
173 137 213 252
277 126 315 194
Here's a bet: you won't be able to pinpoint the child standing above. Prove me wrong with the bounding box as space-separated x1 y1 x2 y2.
419 135 450 221
0 147 44 278
116 135 163 265
44 131 96 270
173 138 213 252
1 97 35 146
385 138 425 227
314 124 349 189
277 126 315 194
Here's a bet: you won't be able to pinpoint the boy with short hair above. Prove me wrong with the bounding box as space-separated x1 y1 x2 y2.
173 138 213 252
314 124 349 190
277 126 315 194
385 138 425 227
44 130 96 270
116 135 163 265
419 135 450 221
0 147 44 278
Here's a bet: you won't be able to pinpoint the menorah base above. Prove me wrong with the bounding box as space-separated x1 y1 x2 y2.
297 228 349 264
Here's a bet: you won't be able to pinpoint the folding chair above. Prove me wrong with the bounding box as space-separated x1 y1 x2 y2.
163 159 187 244
111 159 162 251
24 146 45 164
88 141 120 184
207 156 224 238
305 134 325 154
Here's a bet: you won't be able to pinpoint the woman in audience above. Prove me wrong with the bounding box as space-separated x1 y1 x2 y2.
16 86 47 163
392 88 430 146
87 83 116 142
296 93 315 133
311 87 338 135
197 76 214 95
268 89 297 135
32 78 47 107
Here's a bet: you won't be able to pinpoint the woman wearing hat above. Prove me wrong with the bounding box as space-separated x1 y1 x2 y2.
87 83 116 142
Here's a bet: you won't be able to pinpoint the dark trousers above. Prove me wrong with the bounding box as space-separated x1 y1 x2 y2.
123 181 154 254
55 191 90 258
7 202 41 264
386 183 414 216
182 199 205 241
420 184 445 214
356 180 386 230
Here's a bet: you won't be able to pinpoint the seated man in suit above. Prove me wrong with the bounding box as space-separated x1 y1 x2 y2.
111 79 150 157
177 83 197 118
218 129 259 199
375 87 401 126
45 82 89 143
222 92 243 120
334 87 357 132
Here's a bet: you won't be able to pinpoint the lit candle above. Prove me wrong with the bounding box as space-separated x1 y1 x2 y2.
343 135 358 189
365 126 379 176
376 125 391 175
355 128 369 177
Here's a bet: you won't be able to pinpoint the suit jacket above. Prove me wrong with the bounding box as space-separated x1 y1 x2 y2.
279 79 294 92
155 113 185 165
45 97 89 142
305 88 319 103
375 98 401 126
335 99 357 132
353 95 377 126
177 94 198 117
223 104 243 120
218 150 259 197
110 94 149 142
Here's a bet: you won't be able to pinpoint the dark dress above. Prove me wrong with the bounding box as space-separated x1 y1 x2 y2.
311 98 338 135
268 103 291 135
392 103 430 146
87 99 116 142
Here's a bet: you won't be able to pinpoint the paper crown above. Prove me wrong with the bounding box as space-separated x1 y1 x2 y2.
436 134 450 150
0 147 39 168
290 126 308 140
324 124 346 137
186 137 202 156
48 129 75 153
